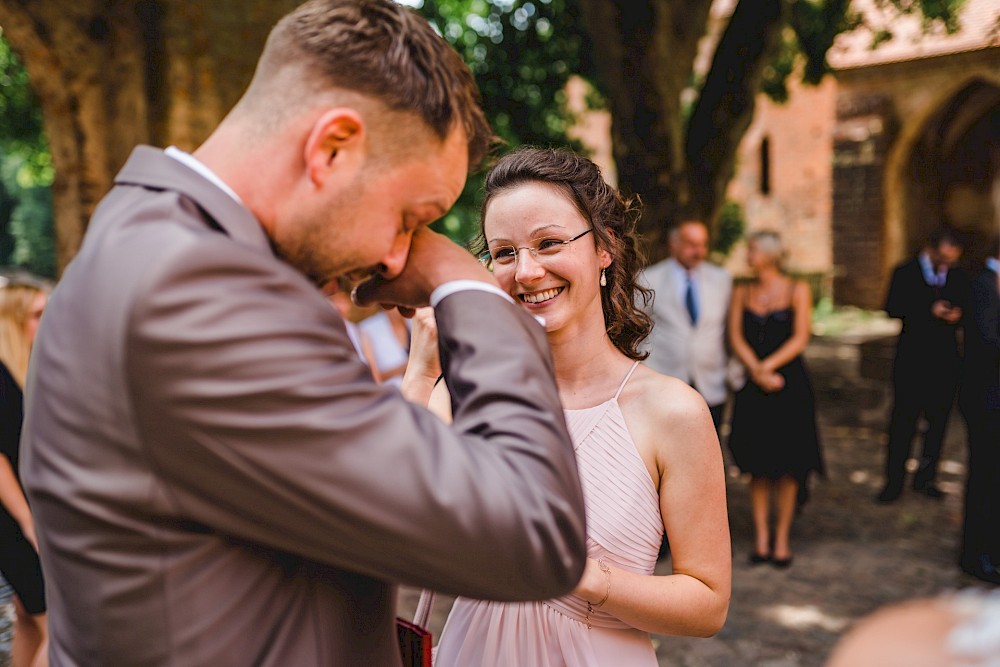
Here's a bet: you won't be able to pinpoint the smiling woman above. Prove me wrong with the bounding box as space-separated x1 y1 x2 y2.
473 147 653 360
415 147 733 667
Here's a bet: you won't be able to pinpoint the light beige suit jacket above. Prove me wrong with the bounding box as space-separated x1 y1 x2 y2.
21 147 586 666
640 258 733 406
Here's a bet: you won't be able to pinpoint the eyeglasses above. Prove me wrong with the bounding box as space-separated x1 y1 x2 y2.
480 228 594 270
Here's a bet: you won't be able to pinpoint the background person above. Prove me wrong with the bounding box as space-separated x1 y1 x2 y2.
958 234 1000 584
356 306 411 386
19 2 587 665
726 230 823 568
825 589 1000 667
0 277 49 667
407 147 731 666
640 219 733 431
877 227 970 502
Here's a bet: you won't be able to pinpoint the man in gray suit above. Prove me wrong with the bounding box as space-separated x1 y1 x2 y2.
641 219 733 430
20 2 586 665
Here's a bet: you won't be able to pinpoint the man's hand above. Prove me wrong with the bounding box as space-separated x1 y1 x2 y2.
931 300 962 324
352 227 497 311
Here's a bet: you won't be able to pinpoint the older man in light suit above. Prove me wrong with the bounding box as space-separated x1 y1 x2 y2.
641 220 733 430
20 2 586 665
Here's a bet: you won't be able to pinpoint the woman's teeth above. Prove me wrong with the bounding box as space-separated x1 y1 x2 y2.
521 288 562 304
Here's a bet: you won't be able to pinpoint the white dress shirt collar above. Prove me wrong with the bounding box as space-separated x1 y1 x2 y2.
164 146 244 206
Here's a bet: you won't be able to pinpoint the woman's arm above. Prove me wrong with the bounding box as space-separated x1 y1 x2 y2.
399 307 453 422
399 308 442 405
727 284 783 391
0 456 36 550
759 280 812 373
576 378 731 637
727 284 758 370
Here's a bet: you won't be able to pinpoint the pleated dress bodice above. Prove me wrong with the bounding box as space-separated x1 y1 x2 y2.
435 361 663 667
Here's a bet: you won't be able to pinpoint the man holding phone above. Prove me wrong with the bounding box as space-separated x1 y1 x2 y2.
877 228 971 503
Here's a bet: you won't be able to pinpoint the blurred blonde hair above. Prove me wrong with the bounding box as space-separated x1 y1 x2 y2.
0 279 49 387
747 230 786 268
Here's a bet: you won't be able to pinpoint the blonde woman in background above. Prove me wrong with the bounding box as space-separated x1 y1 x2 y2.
0 277 50 667
726 231 824 569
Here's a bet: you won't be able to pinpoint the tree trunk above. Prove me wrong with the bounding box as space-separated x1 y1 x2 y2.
685 0 786 227
0 0 296 273
577 0 712 264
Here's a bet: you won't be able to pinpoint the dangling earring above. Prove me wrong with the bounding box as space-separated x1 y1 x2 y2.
600 268 607 287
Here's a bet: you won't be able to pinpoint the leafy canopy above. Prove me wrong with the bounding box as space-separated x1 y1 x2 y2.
404 0 595 244
0 32 55 277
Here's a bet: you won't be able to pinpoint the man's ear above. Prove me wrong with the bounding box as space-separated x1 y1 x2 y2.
303 108 365 186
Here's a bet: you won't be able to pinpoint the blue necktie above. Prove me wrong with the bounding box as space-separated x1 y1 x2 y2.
685 275 699 325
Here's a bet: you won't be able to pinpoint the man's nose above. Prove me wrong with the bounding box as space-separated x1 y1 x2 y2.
378 234 412 280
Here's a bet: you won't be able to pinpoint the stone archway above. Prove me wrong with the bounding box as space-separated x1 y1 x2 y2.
887 76 1000 273
0 1 297 273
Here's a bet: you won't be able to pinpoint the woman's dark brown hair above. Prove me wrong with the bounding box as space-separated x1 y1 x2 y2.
476 146 653 360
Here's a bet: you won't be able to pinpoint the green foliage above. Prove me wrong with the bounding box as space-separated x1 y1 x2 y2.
713 200 745 258
764 0 967 102
0 34 52 188
0 32 55 277
408 0 595 245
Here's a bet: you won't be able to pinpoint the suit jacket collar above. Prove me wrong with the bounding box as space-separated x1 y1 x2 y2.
114 145 274 255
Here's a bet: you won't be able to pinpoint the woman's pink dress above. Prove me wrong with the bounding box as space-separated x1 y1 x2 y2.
434 362 663 666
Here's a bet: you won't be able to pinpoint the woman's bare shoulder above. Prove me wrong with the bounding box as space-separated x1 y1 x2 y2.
624 366 713 428
622 365 719 469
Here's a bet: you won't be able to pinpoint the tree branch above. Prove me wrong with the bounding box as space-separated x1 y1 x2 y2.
577 0 711 262
684 0 785 228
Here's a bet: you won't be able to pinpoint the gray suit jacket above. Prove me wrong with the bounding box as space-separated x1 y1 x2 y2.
22 146 586 666
640 258 732 405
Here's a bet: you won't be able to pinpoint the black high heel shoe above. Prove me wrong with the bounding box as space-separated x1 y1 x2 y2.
748 551 771 565
771 555 794 569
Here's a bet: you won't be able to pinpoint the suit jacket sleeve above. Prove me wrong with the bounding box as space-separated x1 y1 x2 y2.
125 241 586 600
884 264 914 320
971 273 1000 350
885 261 939 325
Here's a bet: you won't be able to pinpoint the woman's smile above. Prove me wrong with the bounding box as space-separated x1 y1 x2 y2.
518 286 565 305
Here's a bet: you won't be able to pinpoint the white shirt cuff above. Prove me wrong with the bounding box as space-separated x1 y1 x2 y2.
431 281 547 328
430 280 514 307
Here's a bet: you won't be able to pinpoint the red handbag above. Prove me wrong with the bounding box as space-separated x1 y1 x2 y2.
396 590 435 667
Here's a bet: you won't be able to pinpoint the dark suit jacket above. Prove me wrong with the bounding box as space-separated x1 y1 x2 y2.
21 146 586 666
963 267 1000 411
885 257 970 374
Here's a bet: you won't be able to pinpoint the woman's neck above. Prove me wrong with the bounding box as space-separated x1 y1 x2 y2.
755 265 783 284
547 324 630 407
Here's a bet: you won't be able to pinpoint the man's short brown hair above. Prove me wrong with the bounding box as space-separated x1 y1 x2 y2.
261 0 493 168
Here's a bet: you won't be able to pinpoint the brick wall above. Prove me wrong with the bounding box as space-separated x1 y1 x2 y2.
726 47 1000 308
724 76 837 282
836 48 1000 304
830 93 896 309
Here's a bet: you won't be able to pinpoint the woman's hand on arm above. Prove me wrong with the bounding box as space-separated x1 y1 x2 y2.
399 307 454 422
728 285 782 390
399 307 442 406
